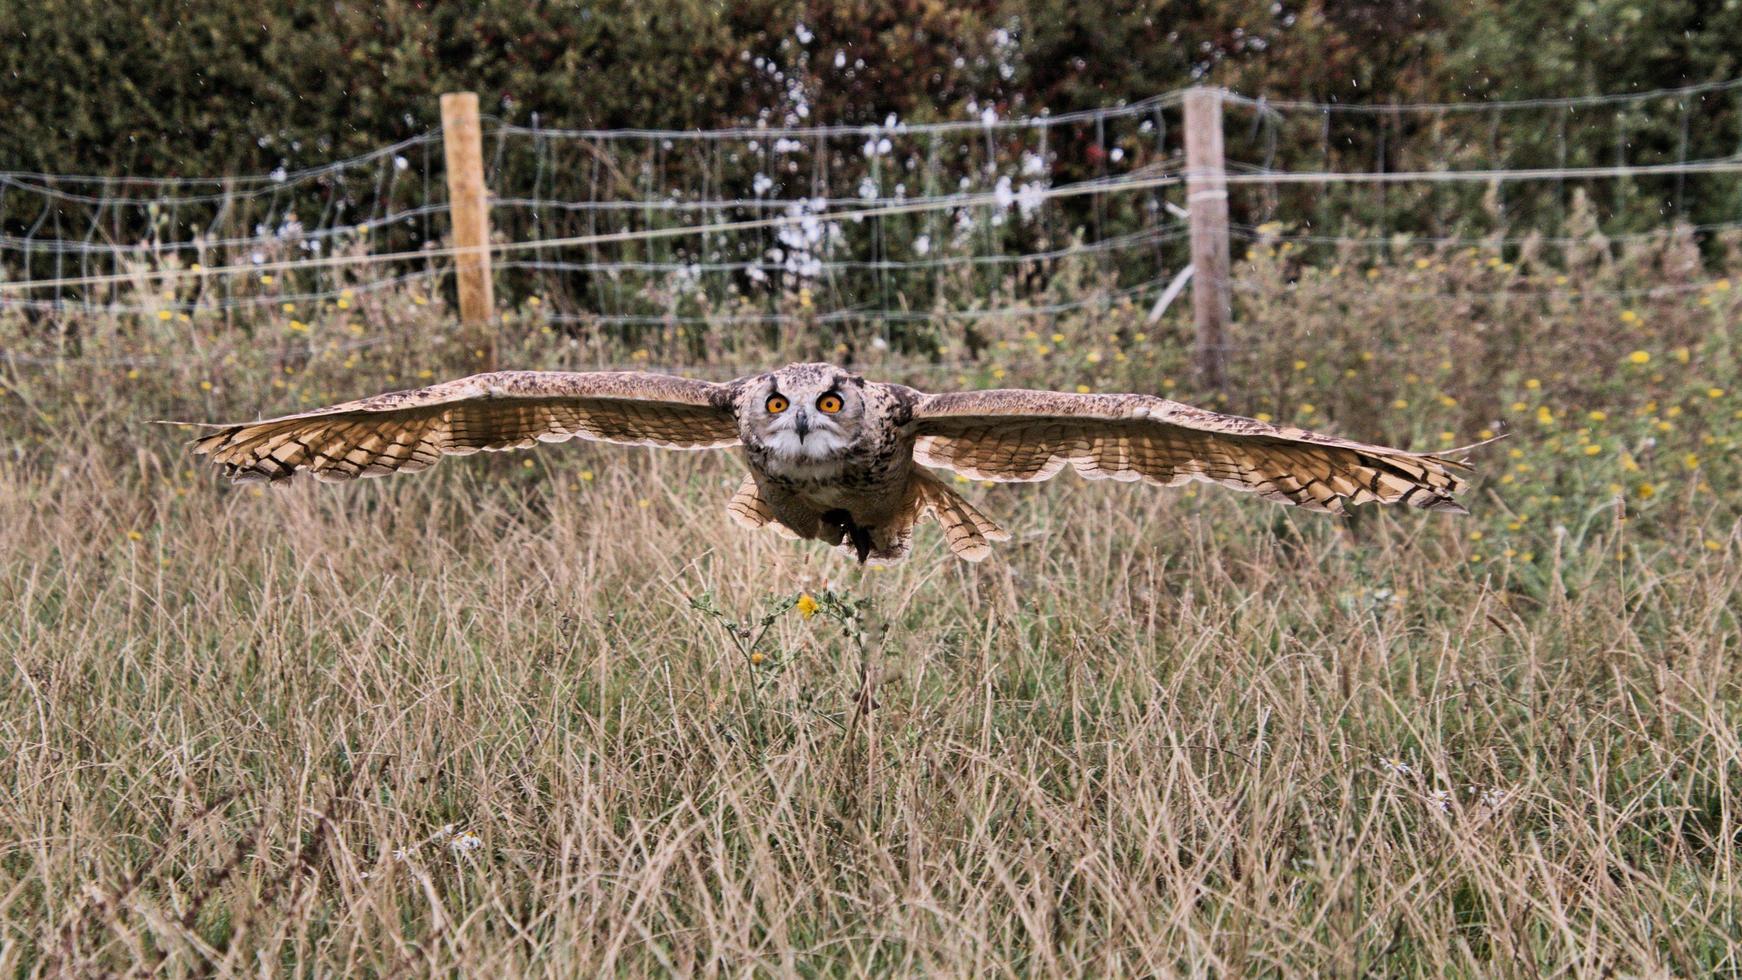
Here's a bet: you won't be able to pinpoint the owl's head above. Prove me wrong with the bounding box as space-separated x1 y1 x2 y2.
740 362 869 462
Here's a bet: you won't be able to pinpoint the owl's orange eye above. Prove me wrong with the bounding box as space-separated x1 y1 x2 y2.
766 394 789 414
816 393 844 414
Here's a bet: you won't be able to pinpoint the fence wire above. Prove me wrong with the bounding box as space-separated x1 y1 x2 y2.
1 77 1739 346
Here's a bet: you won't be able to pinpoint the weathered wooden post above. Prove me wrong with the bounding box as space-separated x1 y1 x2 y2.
1183 87 1231 393
440 92 494 325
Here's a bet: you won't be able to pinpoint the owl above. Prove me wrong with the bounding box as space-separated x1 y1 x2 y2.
184 362 1478 564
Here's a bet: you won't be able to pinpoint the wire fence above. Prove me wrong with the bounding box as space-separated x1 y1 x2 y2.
2 78 1740 371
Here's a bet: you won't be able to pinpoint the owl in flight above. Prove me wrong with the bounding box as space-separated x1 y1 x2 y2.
186 363 1476 564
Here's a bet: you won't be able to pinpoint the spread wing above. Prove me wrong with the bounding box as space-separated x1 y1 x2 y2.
909 388 1475 514
183 370 740 483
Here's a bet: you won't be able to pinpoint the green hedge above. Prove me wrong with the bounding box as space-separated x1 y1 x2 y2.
5 0 1731 181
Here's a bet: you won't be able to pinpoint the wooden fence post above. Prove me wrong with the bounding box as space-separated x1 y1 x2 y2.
1183 86 1231 393
440 92 494 326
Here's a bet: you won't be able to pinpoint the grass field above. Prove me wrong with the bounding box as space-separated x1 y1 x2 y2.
3 231 1740 974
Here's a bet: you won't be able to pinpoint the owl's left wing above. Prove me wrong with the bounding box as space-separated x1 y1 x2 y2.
184 370 740 483
909 388 1475 514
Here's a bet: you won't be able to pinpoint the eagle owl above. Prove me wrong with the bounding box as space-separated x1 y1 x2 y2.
186 363 1476 564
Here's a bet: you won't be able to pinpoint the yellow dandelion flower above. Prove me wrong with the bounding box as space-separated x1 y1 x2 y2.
1708 387 1725 399
1628 350 1650 365
750 651 766 665
1298 403 1316 415
637 498 651 509
1588 410 1607 422
1414 258 1431 270
1635 482 1656 500
1076 384 1091 394
1393 399 1410 410
1525 378 1541 390
796 593 820 619
156 309 173 321
1293 359 1308 371
1706 539 1723 551
1255 412 1273 423
1683 453 1700 470
126 530 143 542
1619 309 1639 324
579 469 595 482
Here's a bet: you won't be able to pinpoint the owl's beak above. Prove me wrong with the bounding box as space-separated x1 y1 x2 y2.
793 412 811 440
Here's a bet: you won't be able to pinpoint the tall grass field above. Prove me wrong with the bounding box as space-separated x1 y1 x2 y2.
3 229 1739 974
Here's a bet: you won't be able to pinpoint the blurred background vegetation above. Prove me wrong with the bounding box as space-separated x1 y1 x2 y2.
5 0 1737 179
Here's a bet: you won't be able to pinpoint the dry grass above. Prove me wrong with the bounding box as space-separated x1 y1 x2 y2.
2 231 1740 975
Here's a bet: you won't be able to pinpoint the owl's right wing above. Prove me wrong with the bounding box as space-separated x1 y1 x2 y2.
180 370 741 483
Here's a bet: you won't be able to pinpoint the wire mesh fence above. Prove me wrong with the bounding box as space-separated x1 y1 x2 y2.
2 78 1740 365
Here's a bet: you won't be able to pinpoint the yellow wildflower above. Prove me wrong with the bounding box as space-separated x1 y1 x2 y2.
796 593 820 619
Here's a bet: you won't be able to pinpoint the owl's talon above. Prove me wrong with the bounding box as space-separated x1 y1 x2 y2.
821 509 873 563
